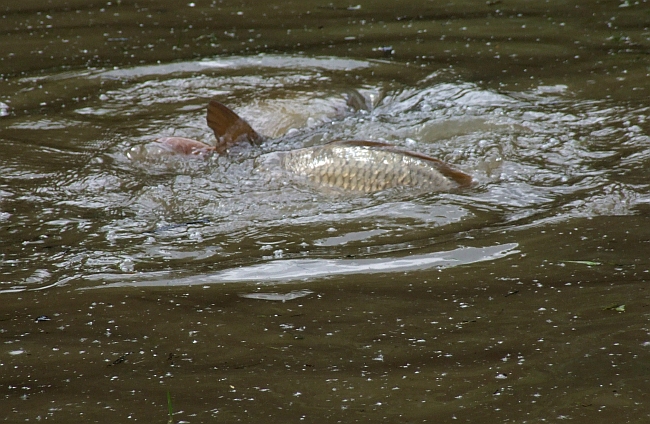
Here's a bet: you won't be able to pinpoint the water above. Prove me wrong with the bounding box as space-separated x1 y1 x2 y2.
1 1 649 422
3 56 647 292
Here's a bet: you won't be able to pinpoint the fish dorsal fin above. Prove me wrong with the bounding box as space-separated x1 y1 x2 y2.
207 100 263 153
331 140 473 187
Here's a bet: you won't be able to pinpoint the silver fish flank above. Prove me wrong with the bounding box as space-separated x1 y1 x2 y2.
266 141 470 193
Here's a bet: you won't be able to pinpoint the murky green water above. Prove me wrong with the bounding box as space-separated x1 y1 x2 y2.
1 1 649 422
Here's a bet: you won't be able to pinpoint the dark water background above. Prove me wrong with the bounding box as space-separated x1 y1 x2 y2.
1 1 649 422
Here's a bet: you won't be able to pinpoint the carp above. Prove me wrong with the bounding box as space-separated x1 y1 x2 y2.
154 100 472 193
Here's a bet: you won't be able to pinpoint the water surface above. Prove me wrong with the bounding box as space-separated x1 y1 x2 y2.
1 1 649 423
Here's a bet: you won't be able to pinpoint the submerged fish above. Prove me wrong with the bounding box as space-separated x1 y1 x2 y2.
154 100 472 193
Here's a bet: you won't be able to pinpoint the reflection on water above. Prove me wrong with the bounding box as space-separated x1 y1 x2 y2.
1 54 649 292
83 243 519 289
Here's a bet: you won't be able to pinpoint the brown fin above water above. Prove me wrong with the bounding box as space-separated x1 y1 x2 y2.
155 137 216 156
330 140 473 187
207 100 263 153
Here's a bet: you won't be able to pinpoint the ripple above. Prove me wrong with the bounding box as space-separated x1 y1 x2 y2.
2 54 648 292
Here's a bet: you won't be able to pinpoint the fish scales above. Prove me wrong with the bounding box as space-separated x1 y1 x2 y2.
278 143 457 193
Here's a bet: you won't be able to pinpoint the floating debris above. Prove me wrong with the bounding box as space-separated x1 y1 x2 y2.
604 304 626 313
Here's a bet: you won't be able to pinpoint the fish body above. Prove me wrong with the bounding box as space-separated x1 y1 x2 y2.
153 100 472 193
270 140 470 193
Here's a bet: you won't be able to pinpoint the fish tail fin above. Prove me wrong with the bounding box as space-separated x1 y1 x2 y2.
429 161 473 187
207 100 263 153
401 152 473 188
